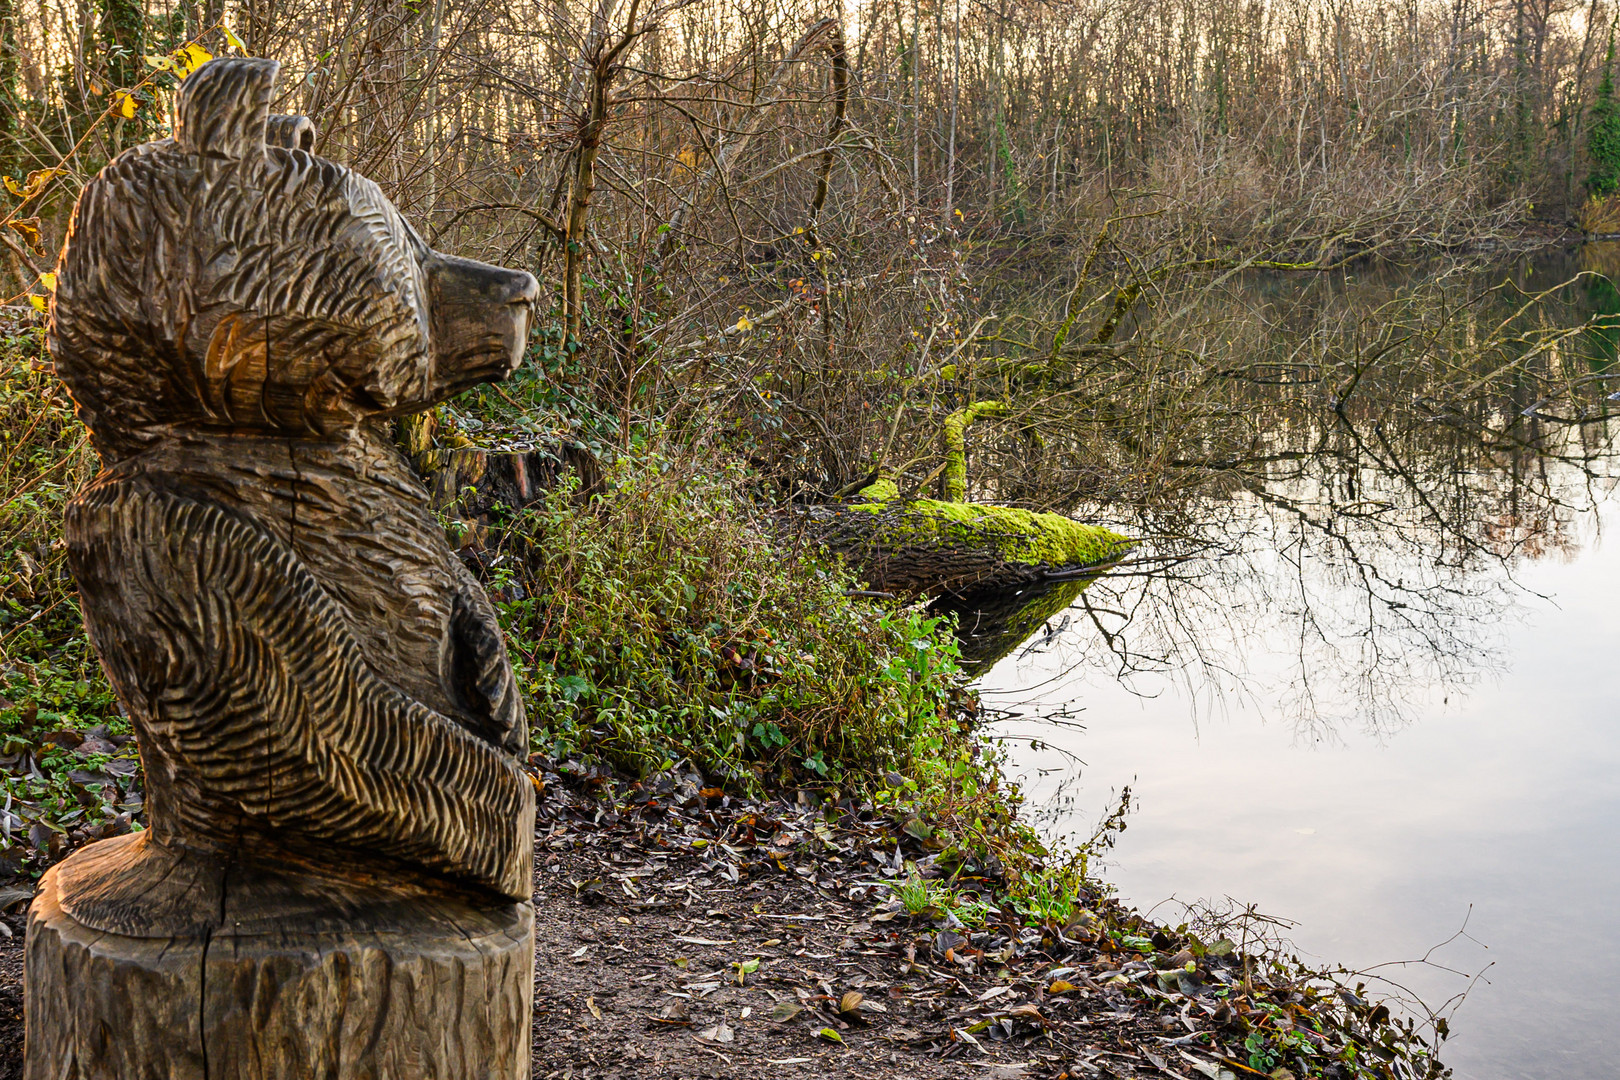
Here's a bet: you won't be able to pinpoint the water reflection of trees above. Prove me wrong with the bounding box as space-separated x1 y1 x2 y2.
971 251 1620 739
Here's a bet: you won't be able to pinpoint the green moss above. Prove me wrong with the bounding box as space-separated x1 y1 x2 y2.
849 493 1131 569
857 477 901 502
941 401 1007 502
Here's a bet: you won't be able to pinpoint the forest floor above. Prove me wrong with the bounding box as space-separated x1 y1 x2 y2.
0 759 1408 1080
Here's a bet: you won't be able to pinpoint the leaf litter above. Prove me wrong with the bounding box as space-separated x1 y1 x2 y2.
514 756 1449 1080
0 750 1449 1079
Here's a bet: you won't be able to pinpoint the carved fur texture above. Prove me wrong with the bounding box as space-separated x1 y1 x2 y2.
45 57 539 904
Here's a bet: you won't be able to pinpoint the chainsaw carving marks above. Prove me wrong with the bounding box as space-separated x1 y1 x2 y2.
45 55 541 916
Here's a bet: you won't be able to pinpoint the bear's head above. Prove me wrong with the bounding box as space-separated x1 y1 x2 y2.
48 57 538 461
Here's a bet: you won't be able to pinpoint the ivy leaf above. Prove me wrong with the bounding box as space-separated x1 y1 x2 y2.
556 674 594 702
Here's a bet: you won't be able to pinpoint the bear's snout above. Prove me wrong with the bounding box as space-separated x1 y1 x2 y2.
426 254 540 398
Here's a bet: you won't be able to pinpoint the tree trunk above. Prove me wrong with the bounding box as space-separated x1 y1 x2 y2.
26 835 534 1080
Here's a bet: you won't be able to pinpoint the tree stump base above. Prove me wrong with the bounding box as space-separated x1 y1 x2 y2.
25 836 535 1080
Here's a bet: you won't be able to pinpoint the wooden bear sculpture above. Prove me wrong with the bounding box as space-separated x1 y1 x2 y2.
26 57 539 1079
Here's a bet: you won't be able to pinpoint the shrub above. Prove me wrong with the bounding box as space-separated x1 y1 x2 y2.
493 456 969 787
0 318 136 877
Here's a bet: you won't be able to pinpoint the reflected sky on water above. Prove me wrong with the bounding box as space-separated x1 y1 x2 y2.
963 249 1620 1080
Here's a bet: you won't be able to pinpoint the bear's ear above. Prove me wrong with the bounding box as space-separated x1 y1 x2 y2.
175 57 279 161
266 114 317 152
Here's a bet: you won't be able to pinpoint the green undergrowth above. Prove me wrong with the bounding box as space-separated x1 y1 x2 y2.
852 480 1132 568
494 460 963 778
483 456 1079 884
0 318 134 877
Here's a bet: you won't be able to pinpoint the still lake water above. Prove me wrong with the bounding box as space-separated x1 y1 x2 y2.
966 251 1620 1078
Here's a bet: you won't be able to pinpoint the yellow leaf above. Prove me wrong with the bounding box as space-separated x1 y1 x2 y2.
4 217 42 251
39 272 56 292
182 44 213 75
19 168 61 198
143 54 174 70
28 295 46 313
112 90 137 119
734 316 751 332
221 23 248 51
2 176 21 197
89 82 102 96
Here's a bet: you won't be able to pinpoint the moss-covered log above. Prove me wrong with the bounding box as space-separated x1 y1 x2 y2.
941 400 1007 501
801 481 1130 598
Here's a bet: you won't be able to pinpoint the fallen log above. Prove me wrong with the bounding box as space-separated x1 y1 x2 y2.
799 478 1131 599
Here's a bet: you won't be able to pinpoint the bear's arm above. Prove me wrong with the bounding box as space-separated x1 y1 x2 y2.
447 569 527 755
65 480 534 901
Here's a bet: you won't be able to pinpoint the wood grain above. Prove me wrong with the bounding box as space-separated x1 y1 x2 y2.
27 866 535 1080
29 55 543 1076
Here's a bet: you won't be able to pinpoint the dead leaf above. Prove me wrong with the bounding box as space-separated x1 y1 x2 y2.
771 1001 804 1022
4 217 43 255
696 1022 735 1043
1048 980 1079 994
586 996 602 1020
1180 1052 1237 1080
838 990 864 1014
0 886 34 912
655 1000 691 1025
